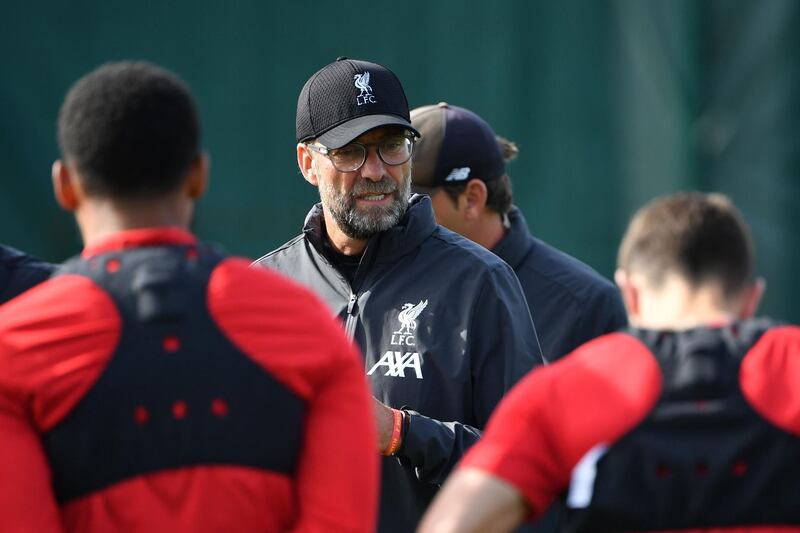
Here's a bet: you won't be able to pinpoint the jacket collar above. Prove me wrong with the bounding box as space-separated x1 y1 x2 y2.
491 207 536 270
302 194 438 264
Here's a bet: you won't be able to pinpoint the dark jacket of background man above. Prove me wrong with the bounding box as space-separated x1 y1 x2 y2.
0 244 54 304
410 103 627 363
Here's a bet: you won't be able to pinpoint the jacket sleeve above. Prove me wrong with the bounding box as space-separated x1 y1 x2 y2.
396 264 542 485
0 257 55 305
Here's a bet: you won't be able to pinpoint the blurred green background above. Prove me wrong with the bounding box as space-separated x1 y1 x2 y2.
1 0 798 321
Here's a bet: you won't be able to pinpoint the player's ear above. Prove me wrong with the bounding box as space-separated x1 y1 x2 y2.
52 159 81 211
185 153 209 200
298 143 318 186
738 277 765 319
461 179 488 221
615 268 638 322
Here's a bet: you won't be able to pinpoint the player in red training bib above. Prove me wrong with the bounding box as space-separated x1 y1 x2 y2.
420 192 800 533
0 61 378 533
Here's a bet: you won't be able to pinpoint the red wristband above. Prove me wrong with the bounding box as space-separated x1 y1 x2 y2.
382 409 404 456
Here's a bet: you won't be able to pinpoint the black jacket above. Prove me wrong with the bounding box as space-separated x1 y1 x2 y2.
494 208 627 362
255 195 542 532
0 244 54 304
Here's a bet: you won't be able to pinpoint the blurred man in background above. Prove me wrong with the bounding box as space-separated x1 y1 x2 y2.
411 104 627 532
411 103 627 363
254 58 542 533
0 61 377 533
417 192 800 533
0 244 54 304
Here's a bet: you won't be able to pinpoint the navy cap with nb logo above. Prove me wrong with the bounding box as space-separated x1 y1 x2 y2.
296 57 420 149
410 103 506 189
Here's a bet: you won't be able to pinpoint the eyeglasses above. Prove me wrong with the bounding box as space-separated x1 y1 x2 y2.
307 134 416 172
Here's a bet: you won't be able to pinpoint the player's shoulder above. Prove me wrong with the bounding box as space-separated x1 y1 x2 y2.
209 256 338 333
738 320 800 436
0 274 121 391
207 257 357 399
756 323 800 343
553 331 660 390
0 274 114 327
211 256 306 291
519 332 663 446
740 321 800 376
500 332 660 414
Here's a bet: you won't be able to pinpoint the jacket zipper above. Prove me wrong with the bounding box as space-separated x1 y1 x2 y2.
308 230 377 342
344 292 358 340
342 236 380 341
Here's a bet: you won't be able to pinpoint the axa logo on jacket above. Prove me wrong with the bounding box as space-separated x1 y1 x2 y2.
367 300 428 379
368 351 423 379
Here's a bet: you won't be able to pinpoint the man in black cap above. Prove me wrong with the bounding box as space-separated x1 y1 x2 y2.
254 58 543 533
0 244 54 304
411 103 627 363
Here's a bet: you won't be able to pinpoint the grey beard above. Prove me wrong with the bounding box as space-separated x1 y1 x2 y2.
323 174 411 240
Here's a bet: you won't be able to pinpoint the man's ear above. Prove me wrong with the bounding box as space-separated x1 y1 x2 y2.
615 268 639 322
52 159 81 211
738 277 766 319
185 153 209 199
461 179 488 221
297 143 318 186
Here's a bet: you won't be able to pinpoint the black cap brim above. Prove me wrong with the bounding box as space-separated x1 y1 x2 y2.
318 114 421 149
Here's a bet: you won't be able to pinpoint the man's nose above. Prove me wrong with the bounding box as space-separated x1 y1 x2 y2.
360 147 386 181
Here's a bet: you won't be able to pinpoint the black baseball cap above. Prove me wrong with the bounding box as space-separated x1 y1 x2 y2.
410 103 505 188
296 57 420 149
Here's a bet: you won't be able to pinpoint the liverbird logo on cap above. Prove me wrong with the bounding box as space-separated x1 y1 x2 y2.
354 71 377 106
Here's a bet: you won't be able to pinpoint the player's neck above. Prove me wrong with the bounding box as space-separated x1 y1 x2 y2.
76 196 194 248
472 210 508 251
634 279 740 330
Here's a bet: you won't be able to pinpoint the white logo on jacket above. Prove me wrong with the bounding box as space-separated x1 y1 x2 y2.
367 351 423 379
354 71 376 105
367 300 428 379
395 300 428 336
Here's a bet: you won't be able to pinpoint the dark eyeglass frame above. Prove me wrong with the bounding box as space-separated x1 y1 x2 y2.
306 133 417 172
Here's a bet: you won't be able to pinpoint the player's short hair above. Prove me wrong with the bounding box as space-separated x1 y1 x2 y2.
58 61 200 199
440 137 517 215
618 192 754 299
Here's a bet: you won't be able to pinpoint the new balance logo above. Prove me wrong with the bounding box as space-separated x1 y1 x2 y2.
444 167 470 182
367 351 423 379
